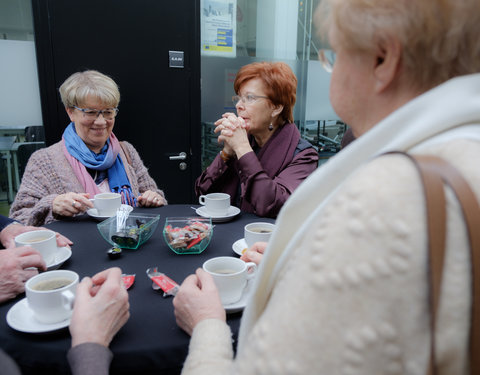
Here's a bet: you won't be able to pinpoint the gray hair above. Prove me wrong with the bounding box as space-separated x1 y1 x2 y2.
59 70 120 108
315 0 480 90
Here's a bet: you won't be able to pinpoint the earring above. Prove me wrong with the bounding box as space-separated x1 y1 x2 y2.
268 123 274 131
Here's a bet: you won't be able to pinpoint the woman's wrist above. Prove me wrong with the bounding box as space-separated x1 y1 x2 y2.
235 145 252 160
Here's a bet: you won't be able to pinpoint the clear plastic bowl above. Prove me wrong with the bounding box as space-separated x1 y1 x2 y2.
97 213 160 250
163 217 212 254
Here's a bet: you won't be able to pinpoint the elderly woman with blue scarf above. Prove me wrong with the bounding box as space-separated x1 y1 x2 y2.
10 70 166 226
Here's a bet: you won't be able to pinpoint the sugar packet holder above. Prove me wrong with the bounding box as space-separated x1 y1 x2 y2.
146 267 179 297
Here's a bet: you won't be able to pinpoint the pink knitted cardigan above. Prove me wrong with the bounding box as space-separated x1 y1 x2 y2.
9 140 165 226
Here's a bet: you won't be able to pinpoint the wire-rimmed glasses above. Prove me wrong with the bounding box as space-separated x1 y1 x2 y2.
318 49 336 73
73 106 119 120
232 94 269 106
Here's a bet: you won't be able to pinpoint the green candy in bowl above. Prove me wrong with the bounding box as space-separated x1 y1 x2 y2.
163 217 212 254
97 213 160 250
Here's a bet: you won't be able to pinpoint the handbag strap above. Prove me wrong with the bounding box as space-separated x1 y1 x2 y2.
394 153 480 375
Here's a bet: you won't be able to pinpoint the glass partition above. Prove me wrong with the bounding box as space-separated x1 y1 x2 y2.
0 0 42 208
200 0 344 169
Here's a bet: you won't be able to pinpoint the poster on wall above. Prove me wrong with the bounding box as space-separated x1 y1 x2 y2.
201 0 236 57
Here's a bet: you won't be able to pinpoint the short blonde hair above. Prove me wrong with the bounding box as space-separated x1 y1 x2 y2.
316 0 480 90
59 70 120 108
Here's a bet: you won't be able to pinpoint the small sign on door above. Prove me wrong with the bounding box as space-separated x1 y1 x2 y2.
169 51 184 68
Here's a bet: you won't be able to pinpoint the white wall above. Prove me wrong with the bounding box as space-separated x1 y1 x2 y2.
256 0 298 60
0 39 43 126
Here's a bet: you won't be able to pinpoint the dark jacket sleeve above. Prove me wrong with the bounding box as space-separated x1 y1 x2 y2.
194 153 238 198
67 343 113 375
236 147 318 217
0 349 21 375
0 215 15 232
194 147 318 218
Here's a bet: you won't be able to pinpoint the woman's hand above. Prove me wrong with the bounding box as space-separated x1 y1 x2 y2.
137 190 166 207
214 113 251 158
0 223 73 249
53 192 93 217
240 241 267 265
0 247 46 303
69 267 130 348
173 268 226 336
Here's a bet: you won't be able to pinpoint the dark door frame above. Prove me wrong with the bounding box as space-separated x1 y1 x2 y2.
31 0 202 204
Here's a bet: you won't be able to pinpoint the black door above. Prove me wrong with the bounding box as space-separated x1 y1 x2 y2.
32 0 201 204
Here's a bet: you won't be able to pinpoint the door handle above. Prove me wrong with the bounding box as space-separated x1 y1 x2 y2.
169 152 187 161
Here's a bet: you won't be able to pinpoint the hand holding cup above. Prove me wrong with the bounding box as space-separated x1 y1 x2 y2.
203 256 257 305
15 229 58 266
25 270 79 324
91 193 122 216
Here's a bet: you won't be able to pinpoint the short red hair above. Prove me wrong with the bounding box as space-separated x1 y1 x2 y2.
234 62 297 123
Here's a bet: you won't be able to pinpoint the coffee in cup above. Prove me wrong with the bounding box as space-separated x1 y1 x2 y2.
244 222 275 247
32 278 73 291
203 256 257 305
198 193 230 216
92 192 122 216
15 229 57 265
25 270 79 324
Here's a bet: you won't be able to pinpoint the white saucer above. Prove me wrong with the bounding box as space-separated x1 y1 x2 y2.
87 204 133 220
232 238 248 256
47 246 72 271
6 298 70 333
195 206 241 223
223 279 253 314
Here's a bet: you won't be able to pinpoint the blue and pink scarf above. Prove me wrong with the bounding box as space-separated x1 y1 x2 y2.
62 123 137 206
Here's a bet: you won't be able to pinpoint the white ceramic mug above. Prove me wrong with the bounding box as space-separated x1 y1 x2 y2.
244 222 275 247
203 256 257 305
25 270 79 324
92 192 121 216
198 193 230 216
15 229 57 266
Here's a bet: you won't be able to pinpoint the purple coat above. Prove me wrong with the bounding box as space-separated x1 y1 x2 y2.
195 123 318 218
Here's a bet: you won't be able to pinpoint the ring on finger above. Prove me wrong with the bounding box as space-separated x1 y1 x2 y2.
72 200 77 207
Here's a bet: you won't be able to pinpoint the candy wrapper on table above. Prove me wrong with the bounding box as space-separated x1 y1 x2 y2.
122 274 135 290
146 267 179 297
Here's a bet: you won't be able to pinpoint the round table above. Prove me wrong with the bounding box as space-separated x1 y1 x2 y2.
0 204 274 374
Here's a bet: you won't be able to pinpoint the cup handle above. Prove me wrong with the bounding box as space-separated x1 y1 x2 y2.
62 290 75 311
199 195 206 205
245 262 257 280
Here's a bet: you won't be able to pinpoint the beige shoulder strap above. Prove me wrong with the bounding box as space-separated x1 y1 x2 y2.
391 152 480 375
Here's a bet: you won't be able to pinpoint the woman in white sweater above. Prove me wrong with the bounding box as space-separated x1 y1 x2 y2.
173 0 480 374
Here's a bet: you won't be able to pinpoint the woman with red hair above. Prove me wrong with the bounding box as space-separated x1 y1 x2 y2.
195 62 318 218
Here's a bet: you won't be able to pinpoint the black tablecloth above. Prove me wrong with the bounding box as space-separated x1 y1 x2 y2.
0 205 274 374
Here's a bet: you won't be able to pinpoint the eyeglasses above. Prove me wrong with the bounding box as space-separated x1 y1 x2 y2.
73 106 119 120
318 49 336 73
232 94 269 106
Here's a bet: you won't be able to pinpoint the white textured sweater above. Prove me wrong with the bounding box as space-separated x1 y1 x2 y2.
181 75 480 374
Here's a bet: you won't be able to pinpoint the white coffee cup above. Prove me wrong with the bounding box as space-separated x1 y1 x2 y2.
15 229 57 266
92 192 122 216
25 270 79 324
198 193 230 216
244 222 276 247
203 256 257 305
